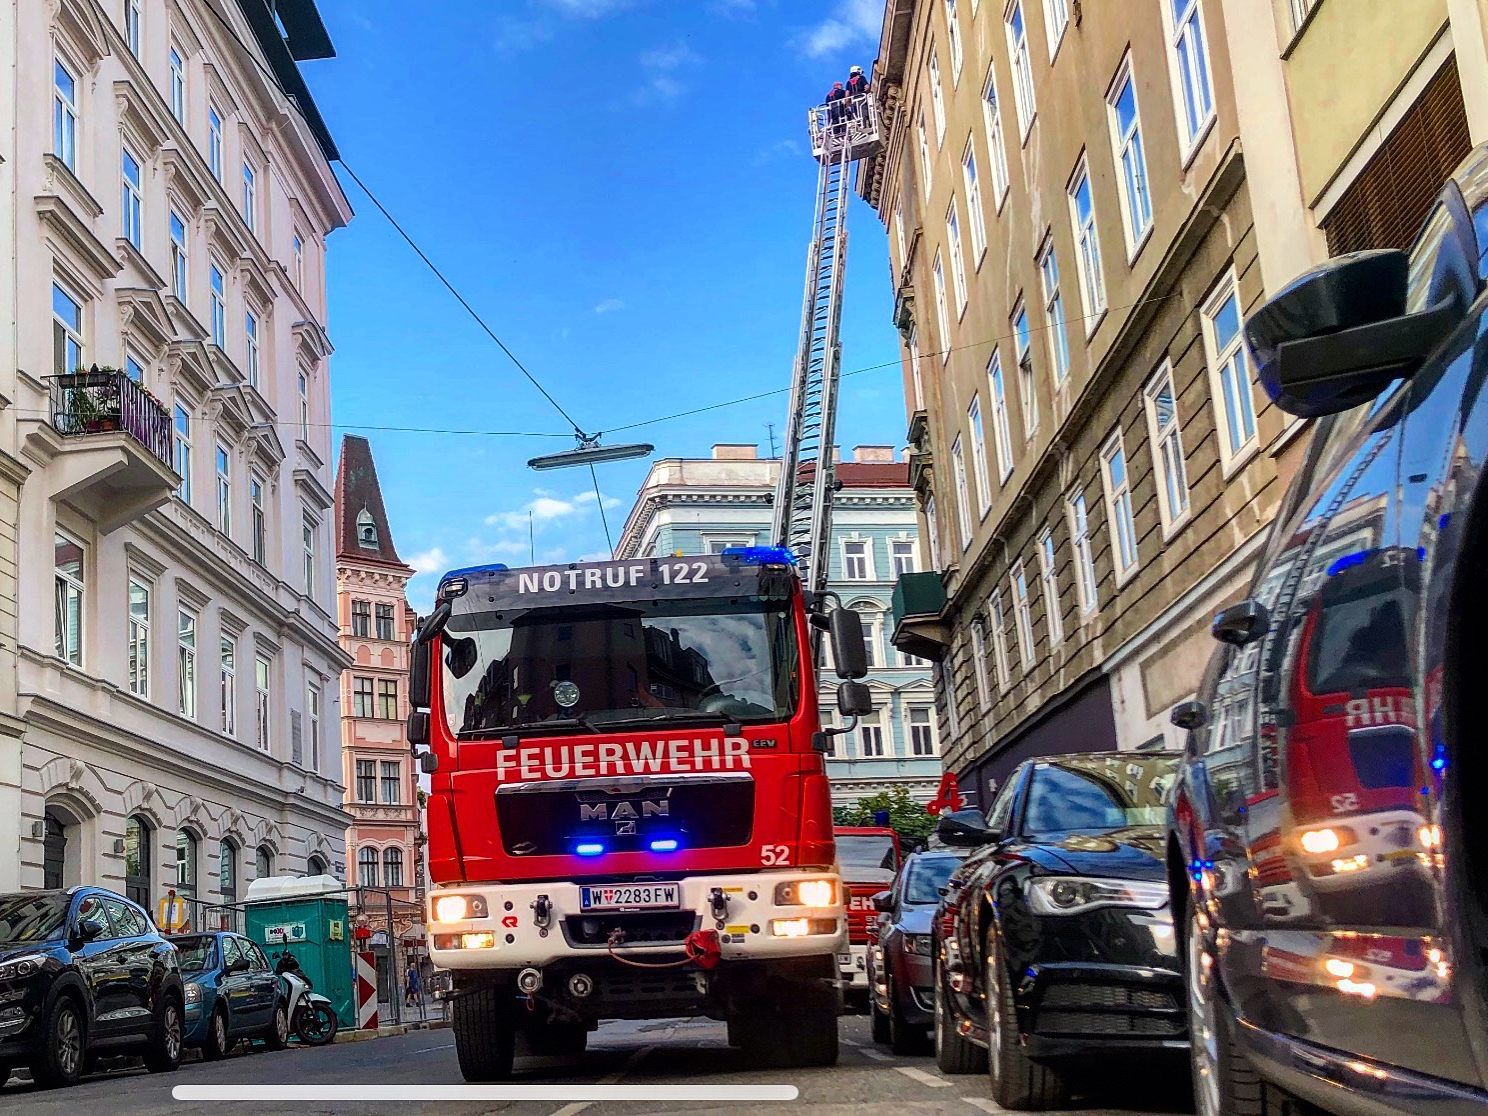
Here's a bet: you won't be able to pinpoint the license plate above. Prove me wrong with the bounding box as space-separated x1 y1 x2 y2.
579 883 681 912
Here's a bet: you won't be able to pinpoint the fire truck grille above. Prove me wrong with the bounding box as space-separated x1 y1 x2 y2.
563 911 701 948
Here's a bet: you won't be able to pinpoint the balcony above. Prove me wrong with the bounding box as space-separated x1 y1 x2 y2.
891 571 951 662
40 368 178 533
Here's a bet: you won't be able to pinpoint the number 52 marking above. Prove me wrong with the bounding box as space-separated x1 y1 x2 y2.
760 844 790 866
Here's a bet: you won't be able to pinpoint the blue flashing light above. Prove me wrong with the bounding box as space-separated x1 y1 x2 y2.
439 562 509 586
575 842 605 857
721 545 798 567
1439 513 1453 530
1325 549 1373 577
649 839 680 852
1417 547 1427 563
1432 756 1448 772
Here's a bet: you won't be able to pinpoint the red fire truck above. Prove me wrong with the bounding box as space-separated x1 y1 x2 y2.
833 826 901 1000
412 549 872 1079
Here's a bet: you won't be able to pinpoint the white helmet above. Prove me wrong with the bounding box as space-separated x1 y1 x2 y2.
850 65 864 75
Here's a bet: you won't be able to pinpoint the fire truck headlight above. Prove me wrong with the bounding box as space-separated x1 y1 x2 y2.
1300 827 1349 854
433 895 487 923
774 879 837 907
770 917 836 937
460 932 496 950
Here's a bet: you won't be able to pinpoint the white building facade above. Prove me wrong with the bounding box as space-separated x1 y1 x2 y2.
0 0 353 910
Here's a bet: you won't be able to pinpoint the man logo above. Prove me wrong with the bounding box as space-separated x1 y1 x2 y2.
580 799 669 833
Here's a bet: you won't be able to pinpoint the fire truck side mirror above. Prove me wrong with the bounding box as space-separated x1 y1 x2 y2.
837 680 873 717
827 608 868 679
418 750 439 775
409 641 430 709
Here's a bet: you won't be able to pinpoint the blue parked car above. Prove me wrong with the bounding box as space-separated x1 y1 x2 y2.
174 932 288 1059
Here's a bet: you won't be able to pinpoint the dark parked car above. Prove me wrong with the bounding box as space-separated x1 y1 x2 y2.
0 887 184 1089
867 848 966 1053
175 932 288 1059
1168 145 1488 1115
933 752 1184 1110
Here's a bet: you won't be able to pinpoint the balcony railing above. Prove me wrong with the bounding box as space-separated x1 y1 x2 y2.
48 367 172 468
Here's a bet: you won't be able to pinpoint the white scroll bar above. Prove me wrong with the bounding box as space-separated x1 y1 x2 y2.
172 1084 799 1102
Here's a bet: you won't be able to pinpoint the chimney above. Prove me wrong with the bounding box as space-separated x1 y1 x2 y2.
831 446 842 464
711 444 759 460
852 445 895 463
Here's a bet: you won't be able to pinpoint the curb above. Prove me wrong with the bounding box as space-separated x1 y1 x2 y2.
333 1018 446 1043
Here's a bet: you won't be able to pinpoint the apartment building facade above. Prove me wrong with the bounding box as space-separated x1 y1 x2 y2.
334 435 423 961
862 0 1308 805
0 0 353 903
615 444 941 806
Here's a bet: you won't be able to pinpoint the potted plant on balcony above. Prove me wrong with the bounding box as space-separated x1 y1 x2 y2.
69 365 123 434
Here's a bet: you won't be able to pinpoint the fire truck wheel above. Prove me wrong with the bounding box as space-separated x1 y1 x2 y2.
453 985 517 1082
523 1018 587 1058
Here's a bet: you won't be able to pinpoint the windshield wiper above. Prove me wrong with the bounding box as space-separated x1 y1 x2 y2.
458 715 605 740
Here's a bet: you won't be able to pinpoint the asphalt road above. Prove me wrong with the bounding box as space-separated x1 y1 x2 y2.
0 1014 1194 1115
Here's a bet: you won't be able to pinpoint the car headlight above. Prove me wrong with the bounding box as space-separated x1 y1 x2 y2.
183 983 203 1004
432 894 488 922
902 933 932 955
1027 877 1169 916
773 879 838 907
0 955 44 982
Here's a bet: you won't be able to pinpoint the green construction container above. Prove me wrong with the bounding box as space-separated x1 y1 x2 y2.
243 875 355 1029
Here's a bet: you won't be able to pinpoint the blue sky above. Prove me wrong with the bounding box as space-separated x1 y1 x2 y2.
310 0 902 608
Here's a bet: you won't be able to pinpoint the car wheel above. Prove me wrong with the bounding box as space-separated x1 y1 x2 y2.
1186 894 1264 1116
29 995 85 1087
984 925 1068 1109
870 988 891 1045
0 1061 11 1088
263 1002 290 1051
202 1007 230 1061
143 995 183 1074
888 972 925 1056
933 974 983 1074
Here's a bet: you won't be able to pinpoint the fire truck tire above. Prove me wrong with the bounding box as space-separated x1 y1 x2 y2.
454 985 517 1082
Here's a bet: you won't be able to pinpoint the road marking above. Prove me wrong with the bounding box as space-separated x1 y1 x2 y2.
961 1097 1008 1113
550 1105 589 1116
857 1047 893 1062
420 1043 454 1052
548 1042 655 1115
895 1066 952 1088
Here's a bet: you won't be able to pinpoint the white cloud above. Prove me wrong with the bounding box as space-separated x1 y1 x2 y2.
752 137 802 167
576 550 613 562
635 40 701 105
639 42 700 70
407 547 448 575
542 0 635 17
574 490 622 509
793 0 881 59
594 297 625 314
482 488 618 532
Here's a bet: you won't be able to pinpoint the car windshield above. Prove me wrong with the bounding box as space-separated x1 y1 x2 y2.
1022 755 1178 837
903 856 961 904
173 935 217 971
837 835 899 883
0 892 69 945
442 596 799 738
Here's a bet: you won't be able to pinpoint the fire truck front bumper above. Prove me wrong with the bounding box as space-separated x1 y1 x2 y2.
427 871 847 970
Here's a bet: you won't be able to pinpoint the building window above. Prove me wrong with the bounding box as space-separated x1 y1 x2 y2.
351 600 372 637
944 0 963 77
215 445 232 534
307 854 327 877
307 683 321 769
1166 0 1215 151
1289 0 1316 28
377 679 398 720
219 839 237 904
53 56 78 171
256 845 273 878
1036 236 1070 384
302 513 316 597
127 577 150 697
383 847 404 887
1006 2 1036 137
255 656 270 751
1144 363 1191 533
352 676 374 719
173 402 192 503
122 147 144 249
950 436 973 549
54 532 84 667
924 494 942 571
703 536 753 554
297 370 310 439
124 815 151 906
1037 530 1063 646
357 846 378 887
858 711 886 758
176 829 197 898
987 351 1014 481
843 540 871 580
52 281 83 374
375 602 396 640
1043 0 1070 57
220 636 236 736
927 50 946 144
980 68 1011 209
1203 274 1257 468
168 45 185 122
917 111 933 193
908 705 937 756
357 508 380 550
1067 157 1106 326
971 621 992 708
1068 487 1098 616
1108 57 1153 253
355 759 375 802
208 103 223 181
967 397 991 515
893 199 907 270
241 162 257 231
1101 432 1139 582
961 143 988 260
1012 303 1038 439
125 351 145 384
854 607 880 669
988 590 1011 687
380 761 400 804
178 608 197 719
890 538 917 577
250 474 266 563
124 0 141 56
293 232 305 290
945 200 967 313
931 252 950 355
1011 562 1035 669
245 311 260 387
169 210 188 302
209 262 226 346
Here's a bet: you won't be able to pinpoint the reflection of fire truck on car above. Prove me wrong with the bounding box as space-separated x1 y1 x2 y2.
1260 931 1452 1005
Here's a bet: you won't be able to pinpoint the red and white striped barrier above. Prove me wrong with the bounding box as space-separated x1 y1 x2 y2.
356 951 379 1030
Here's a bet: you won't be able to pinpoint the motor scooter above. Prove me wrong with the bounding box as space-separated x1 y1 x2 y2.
273 949 339 1046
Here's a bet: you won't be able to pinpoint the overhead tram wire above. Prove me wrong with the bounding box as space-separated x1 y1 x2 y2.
590 463 615 557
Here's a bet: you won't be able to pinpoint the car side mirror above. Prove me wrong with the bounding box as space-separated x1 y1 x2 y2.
837 680 873 717
936 808 998 847
871 890 893 913
73 917 105 944
1246 248 1458 417
825 608 868 680
1171 699 1208 730
1212 600 1269 646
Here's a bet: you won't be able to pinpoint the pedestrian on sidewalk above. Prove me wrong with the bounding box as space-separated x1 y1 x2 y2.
404 964 421 1008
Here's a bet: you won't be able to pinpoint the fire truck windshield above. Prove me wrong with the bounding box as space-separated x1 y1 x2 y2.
441 596 799 739
836 835 898 882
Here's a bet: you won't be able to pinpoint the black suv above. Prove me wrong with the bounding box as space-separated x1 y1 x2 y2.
0 888 184 1088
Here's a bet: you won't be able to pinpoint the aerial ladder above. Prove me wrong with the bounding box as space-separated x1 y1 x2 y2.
770 95 883 595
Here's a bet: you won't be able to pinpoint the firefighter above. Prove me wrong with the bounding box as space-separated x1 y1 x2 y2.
825 80 848 132
846 65 870 97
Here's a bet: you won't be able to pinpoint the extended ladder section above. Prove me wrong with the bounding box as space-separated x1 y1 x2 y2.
770 96 881 595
